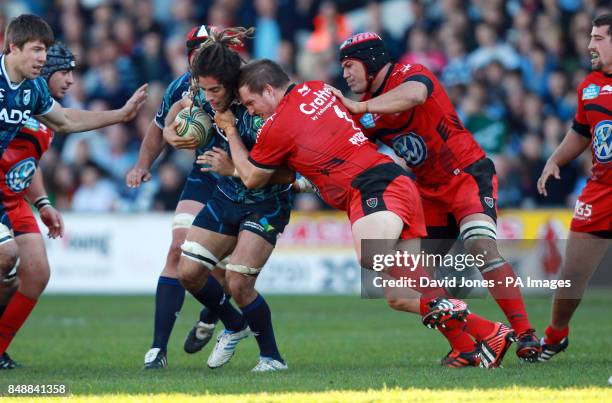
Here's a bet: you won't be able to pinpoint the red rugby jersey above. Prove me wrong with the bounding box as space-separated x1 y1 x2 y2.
249 81 392 211
572 71 612 185
356 63 485 186
0 118 53 210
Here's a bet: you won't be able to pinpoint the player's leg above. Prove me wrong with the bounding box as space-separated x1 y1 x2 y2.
183 266 227 355
0 233 48 367
420 219 481 366
177 196 251 367
210 198 292 372
351 172 480 364
541 181 612 361
456 158 539 361
460 212 540 360
144 199 203 369
0 235 19 370
0 240 18 314
540 230 610 361
0 238 19 370
0 215 19 314
352 170 512 367
175 172 232 354
376 187 478 366
0 205 30 370
177 225 245 327
179 226 250 369
223 231 286 371
352 210 457 321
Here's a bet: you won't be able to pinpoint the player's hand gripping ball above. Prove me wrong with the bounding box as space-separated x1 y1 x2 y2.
174 106 214 148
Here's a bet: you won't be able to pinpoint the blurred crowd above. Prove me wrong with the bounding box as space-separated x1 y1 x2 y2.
0 0 610 212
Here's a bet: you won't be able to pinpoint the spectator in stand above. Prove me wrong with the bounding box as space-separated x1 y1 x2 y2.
152 162 185 211
72 163 119 212
399 26 446 74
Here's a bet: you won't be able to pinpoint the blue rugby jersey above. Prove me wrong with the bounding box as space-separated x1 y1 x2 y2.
156 72 291 204
0 55 55 155
155 71 221 166
214 103 292 204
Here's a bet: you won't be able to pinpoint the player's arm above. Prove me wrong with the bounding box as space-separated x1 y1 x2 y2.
126 121 165 187
537 128 591 196
198 147 295 184
213 110 275 188
330 81 428 114
214 110 293 188
24 169 46 205
162 98 199 150
226 125 274 188
24 170 64 238
37 84 148 134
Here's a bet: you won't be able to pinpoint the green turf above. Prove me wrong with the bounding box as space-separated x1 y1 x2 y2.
1 292 611 396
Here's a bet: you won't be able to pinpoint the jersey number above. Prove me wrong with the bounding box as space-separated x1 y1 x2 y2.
574 200 592 218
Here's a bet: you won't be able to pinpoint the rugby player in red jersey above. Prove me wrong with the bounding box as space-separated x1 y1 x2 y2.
213 59 515 368
0 42 74 369
332 32 540 365
537 13 612 361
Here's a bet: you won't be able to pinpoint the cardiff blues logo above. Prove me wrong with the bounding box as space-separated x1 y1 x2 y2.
6 157 37 193
391 133 427 167
582 84 600 100
23 89 31 105
593 120 612 163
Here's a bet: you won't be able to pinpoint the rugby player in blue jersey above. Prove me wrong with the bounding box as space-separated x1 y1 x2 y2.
0 14 146 333
0 42 74 369
126 25 233 369
166 28 295 372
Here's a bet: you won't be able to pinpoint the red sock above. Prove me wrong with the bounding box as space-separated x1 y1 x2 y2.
453 313 496 341
419 297 429 315
481 262 532 334
0 291 37 355
544 325 569 345
438 326 476 352
387 264 472 351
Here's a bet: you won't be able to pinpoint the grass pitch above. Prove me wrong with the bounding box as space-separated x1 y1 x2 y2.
1 292 611 401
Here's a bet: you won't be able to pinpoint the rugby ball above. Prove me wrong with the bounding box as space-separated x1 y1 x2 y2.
174 106 214 148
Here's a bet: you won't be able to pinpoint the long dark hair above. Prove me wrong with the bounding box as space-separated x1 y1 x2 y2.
190 27 254 96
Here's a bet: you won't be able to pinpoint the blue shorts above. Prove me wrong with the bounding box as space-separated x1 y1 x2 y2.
179 165 217 204
192 189 292 246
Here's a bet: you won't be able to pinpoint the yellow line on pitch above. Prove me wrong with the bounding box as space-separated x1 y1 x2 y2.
5 386 610 402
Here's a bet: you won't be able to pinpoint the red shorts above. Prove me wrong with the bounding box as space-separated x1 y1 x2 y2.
418 158 498 235
570 180 611 236
6 197 40 235
348 163 426 240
